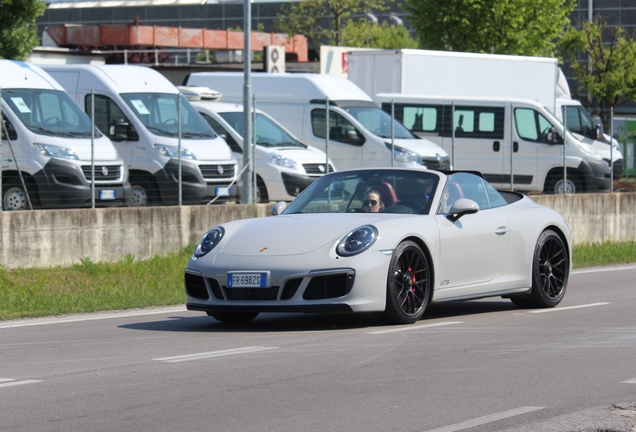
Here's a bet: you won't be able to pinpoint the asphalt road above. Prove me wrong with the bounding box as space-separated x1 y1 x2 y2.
2 265 636 432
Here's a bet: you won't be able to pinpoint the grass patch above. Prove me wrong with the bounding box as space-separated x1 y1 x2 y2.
572 240 636 269
0 247 193 321
1 242 635 321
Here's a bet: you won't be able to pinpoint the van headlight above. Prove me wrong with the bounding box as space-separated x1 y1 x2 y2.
154 144 196 160
33 143 79 160
336 225 378 257
387 144 422 165
270 152 300 171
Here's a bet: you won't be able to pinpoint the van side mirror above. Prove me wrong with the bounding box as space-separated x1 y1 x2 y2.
1 117 18 140
594 118 603 140
546 127 564 145
109 118 132 141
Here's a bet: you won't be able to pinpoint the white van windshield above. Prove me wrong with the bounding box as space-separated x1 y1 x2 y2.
219 112 305 148
121 93 215 138
2 89 100 138
344 107 415 139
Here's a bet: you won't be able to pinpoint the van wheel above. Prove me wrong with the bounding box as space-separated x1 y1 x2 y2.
2 179 28 211
544 172 581 194
256 176 269 203
129 177 156 206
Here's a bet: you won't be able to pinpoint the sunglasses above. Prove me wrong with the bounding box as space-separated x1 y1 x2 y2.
363 199 378 206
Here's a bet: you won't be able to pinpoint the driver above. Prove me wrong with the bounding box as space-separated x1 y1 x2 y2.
362 190 384 213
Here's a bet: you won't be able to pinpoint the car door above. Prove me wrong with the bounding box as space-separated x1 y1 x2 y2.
310 107 364 170
507 106 561 192
434 173 510 298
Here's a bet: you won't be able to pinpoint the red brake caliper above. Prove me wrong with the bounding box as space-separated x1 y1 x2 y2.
409 267 416 293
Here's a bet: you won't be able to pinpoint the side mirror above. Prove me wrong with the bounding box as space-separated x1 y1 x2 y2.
271 201 287 216
447 198 479 222
109 118 131 140
546 127 564 145
594 118 604 140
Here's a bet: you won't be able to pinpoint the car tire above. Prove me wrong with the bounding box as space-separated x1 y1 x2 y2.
207 312 259 323
382 240 431 324
512 230 568 309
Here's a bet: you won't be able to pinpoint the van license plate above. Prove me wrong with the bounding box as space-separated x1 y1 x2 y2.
227 273 267 288
100 190 115 200
216 187 230 197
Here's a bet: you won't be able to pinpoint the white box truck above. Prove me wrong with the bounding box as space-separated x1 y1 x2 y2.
179 87 335 203
1 60 130 210
183 72 450 171
347 49 622 178
42 65 238 206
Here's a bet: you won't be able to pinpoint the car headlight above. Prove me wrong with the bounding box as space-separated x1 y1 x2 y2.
154 144 196 160
336 225 378 257
390 145 422 165
270 152 300 171
193 226 225 258
33 143 78 160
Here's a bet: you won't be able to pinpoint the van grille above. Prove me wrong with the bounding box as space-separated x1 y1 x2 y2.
81 165 121 182
200 164 235 180
303 163 334 175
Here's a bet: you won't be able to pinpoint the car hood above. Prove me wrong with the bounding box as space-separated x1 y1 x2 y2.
221 213 390 257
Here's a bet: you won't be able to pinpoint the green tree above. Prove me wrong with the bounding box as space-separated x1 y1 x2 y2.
0 0 46 60
559 19 636 130
404 0 575 57
341 20 418 49
275 0 388 58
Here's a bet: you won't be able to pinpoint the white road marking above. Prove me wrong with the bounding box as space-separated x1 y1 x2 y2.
573 265 636 275
423 406 544 432
0 379 42 388
367 321 463 335
621 378 636 384
0 306 188 329
527 302 610 314
153 346 279 363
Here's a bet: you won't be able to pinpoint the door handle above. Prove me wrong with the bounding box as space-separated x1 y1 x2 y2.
493 141 500 152
513 141 519 152
495 226 509 236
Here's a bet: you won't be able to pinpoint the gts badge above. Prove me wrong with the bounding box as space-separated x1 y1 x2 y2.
440 280 450 286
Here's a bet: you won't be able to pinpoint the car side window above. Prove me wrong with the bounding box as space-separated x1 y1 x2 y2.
200 113 242 153
311 108 365 146
514 107 554 143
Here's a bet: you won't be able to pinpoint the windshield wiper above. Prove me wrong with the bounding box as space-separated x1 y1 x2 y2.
146 125 175 136
23 123 58 135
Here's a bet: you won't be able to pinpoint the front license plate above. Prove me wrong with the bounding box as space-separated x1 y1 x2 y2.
99 190 115 200
227 273 267 288
216 187 230 197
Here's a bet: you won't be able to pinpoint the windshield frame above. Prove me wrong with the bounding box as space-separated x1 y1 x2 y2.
120 92 215 138
2 88 101 138
218 112 306 148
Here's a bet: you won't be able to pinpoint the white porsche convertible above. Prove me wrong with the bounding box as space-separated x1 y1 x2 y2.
185 168 572 324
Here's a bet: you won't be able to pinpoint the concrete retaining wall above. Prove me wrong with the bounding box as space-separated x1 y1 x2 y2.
1 193 635 269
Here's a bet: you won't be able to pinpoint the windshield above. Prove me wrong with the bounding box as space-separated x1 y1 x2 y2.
121 93 215 138
344 107 415 139
2 88 100 138
283 169 439 215
564 105 598 140
219 112 305 148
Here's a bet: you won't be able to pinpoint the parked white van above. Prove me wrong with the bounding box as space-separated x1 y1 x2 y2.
183 73 450 171
42 65 238 206
374 93 611 194
1 60 130 210
180 87 335 202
